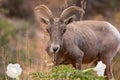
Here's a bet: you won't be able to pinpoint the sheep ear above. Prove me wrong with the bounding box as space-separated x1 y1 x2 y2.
64 15 76 25
40 17 49 24
34 5 53 24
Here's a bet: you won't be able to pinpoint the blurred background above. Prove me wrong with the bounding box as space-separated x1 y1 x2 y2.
0 0 120 80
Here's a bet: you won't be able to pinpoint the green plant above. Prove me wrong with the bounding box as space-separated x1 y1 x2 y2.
0 19 16 47
30 65 106 80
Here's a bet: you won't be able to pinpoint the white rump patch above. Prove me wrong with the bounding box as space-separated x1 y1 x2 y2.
105 22 120 38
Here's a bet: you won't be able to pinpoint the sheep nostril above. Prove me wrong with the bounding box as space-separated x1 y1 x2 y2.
50 44 60 53
53 47 59 52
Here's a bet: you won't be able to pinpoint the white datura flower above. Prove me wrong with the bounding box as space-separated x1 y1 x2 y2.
94 61 106 76
6 63 22 78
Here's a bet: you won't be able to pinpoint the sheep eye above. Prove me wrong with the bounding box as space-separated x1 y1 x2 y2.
46 28 49 32
63 28 66 33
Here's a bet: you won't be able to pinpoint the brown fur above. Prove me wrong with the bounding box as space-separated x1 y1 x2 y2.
46 20 120 79
35 5 120 80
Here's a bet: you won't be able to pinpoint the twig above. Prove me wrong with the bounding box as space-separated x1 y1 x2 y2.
80 0 86 20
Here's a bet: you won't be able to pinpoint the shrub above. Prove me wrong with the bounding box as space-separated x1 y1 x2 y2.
30 65 106 80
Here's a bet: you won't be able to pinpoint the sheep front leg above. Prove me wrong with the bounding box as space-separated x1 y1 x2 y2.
74 58 83 69
67 45 84 70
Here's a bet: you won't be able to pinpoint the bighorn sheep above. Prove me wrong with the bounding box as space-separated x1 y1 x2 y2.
35 5 120 80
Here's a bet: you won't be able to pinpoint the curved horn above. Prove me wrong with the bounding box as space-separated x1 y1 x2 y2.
34 5 54 21
60 6 85 20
